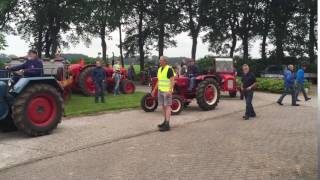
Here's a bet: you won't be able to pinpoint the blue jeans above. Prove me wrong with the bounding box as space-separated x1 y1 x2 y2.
114 73 120 95
295 83 309 100
95 82 105 102
244 90 255 117
188 77 196 91
277 87 297 105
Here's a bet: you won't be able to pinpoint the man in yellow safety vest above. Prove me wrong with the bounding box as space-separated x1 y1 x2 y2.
152 56 175 132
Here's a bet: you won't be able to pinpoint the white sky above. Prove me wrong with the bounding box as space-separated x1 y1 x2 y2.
1 30 262 59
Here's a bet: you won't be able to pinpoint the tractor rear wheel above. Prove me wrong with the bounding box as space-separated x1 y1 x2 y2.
141 93 158 112
196 80 220 111
12 84 63 137
171 95 184 115
120 80 135 94
78 67 96 96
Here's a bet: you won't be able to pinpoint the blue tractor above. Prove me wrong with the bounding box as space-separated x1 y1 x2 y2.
0 71 64 136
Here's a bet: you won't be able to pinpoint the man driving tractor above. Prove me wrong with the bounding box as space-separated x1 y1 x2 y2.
187 59 199 92
5 50 43 82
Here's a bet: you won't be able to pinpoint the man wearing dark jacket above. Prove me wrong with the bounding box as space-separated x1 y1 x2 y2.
6 50 43 82
241 64 257 120
277 65 299 106
93 60 106 103
187 59 199 91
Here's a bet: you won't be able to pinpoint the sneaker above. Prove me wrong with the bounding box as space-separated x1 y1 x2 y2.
250 114 256 118
159 122 170 132
243 116 250 120
292 104 300 106
306 98 311 101
277 101 283 106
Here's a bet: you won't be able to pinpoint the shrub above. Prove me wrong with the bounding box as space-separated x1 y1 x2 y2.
237 77 311 94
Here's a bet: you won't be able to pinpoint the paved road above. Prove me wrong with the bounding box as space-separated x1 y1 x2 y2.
0 91 317 180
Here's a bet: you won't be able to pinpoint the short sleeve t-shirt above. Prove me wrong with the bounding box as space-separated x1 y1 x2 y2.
160 67 174 79
241 72 256 88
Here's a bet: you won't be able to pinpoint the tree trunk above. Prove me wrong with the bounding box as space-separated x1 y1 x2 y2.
230 32 237 57
44 29 51 58
158 23 164 57
100 25 107 65
158 0 165 57
191 34 198 60
138 9 145 71
242 35 249 63
308 5 316 63
119 23 124 67
261 33 267 61
36 25 43 58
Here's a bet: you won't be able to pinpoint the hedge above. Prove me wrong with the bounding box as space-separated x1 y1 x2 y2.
236 77 311 94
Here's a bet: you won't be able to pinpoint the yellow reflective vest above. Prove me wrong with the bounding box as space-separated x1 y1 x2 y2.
157 65 174 92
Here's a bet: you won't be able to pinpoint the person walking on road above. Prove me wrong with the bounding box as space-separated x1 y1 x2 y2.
277 65 299 106
296 63 311 102
93 60 106 103
152 56 175 132
241 64 257 120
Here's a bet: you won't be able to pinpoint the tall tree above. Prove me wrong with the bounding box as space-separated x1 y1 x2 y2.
259 0 272 61
151 0 183 57
182 0 210 59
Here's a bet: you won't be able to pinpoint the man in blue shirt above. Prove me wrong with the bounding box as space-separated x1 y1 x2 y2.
241 64 257 120
295 63 311 101
187 59 199 91
93 60 106 103
277 65 299 106
5 50 43 82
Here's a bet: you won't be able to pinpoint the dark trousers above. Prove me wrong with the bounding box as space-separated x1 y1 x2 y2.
277 87 296 105
95 82 105 102
295 83 309 100
244 90 255 117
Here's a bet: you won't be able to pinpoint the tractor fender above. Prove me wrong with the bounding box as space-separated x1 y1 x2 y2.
197 75 220 83
13 77 64 95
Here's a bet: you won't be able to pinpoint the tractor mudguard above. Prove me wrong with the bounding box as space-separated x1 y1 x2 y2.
13 77 64 95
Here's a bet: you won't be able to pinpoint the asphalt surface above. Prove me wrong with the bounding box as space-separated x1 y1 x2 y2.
0 90 317 180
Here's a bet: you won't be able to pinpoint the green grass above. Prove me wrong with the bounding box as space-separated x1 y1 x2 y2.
64 92 145 116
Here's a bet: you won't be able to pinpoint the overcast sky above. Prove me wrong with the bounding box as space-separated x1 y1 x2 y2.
1 30 263 59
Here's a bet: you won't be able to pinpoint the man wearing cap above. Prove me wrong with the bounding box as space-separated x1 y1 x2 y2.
5 50 43 82
152 56 175 132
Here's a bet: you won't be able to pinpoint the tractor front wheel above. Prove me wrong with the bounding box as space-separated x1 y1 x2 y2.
141 93 158 112
171 95 183 115
196 80 220 111
12 84 63 136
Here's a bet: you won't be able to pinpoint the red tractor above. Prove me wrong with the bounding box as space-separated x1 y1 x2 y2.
69 60 135 96
211 57 238 97
141 73 221 115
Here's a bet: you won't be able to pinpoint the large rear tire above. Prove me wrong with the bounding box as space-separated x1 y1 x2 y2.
12 84 63 137
78 67 96 96
196 80 220 111
120 80 135 94
141 93 158 112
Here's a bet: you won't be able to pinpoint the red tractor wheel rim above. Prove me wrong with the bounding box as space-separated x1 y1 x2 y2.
204 84 217 105
125 83 134 93
171 99 181 112
85 75 96 94
145 97 156 109
27 93 57 127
